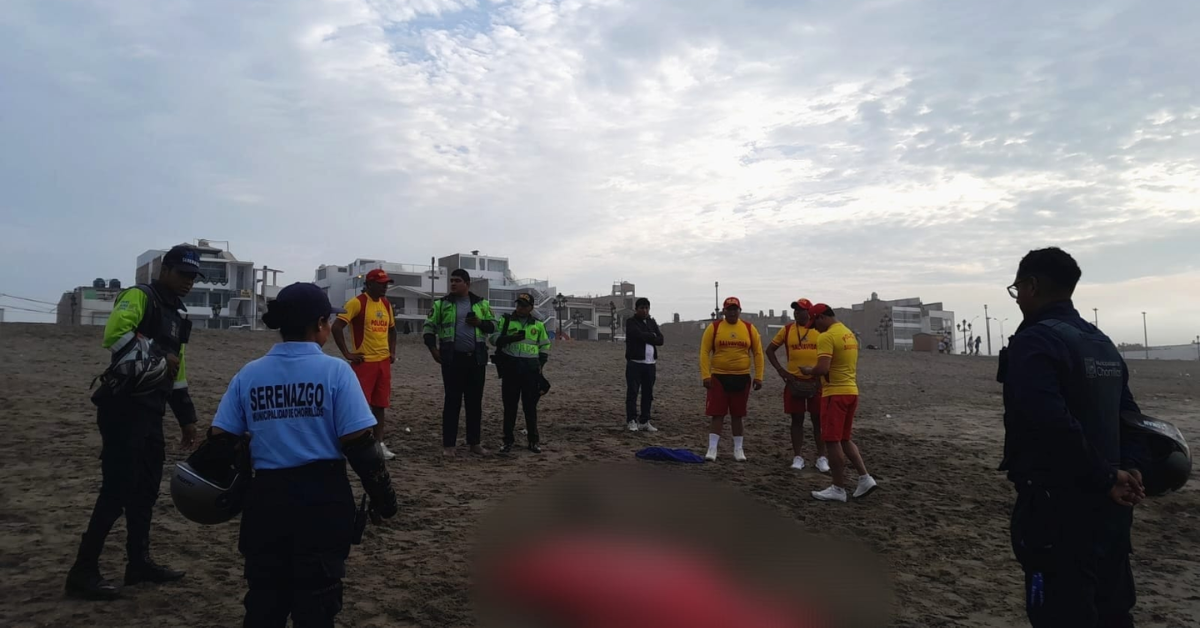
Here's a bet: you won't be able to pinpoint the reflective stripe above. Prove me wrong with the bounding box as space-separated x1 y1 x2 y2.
173 379 188 390
110 331 137 354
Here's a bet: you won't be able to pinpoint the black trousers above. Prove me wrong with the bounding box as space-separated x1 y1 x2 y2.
1010 487 1136 627
239 460 354 628
441 354 486 448
501 363 541 446
78 400 166 566
624 362 657 423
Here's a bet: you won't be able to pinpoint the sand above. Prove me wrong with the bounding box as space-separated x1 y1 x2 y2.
0 323 1197 627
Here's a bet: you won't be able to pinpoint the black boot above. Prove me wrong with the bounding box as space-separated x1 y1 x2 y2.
65 533 121 600
124 556 186 586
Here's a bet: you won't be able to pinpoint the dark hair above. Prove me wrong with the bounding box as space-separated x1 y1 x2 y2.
263 301 324 341
635 298 650 309
451 269 471 283
1017 247 1081 295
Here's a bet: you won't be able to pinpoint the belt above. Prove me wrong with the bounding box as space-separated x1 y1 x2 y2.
255 459 347 478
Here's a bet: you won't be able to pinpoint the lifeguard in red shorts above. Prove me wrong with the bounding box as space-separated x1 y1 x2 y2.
766 298 829 473
800 304 877 502
332 268 398 459
699 297 764 462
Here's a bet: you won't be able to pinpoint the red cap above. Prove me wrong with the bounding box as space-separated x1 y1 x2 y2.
722 297 741 310
365 269 394 284
806 303 834 321
790 298 812 310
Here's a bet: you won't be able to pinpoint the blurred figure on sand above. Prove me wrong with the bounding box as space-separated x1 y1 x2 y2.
767 298 829 473
625 297 664 433
332 268 398 460
699 297 764 462
802 304 877 502
423 269 497 457
66 245 201 601
1000 247 1145 627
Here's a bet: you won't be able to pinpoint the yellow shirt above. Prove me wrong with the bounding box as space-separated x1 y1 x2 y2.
700 318 765 380
817 322 859 396
337 295 395 362
771 324 819 379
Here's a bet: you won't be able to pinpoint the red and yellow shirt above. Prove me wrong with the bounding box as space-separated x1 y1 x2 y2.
771 323 820 379
338 295 395 362
816 322 859 396
700 319 765 380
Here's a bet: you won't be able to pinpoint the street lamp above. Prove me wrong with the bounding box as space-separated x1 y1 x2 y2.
210 302 221 329
1194 335 1199 361
999 318 1009 348
553 294 568 339
571 311 585 340
609 301 618 342
1093 308 1099 326
984 304 992 356
1142 312 1149 360
878 314 893 350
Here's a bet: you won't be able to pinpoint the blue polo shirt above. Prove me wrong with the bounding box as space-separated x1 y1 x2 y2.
212 342 378 470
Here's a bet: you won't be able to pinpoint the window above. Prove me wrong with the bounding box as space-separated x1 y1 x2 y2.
461 257 476 270
183 291 208 307
199 262 228 285
317 267 327 280
598 315 613 327
487 259 508 273
418 298 433 312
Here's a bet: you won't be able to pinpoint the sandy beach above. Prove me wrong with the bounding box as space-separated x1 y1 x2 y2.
0 323 1196 627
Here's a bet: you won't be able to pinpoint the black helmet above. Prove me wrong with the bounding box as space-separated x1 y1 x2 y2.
170 461 249 525
1121 411 1192 496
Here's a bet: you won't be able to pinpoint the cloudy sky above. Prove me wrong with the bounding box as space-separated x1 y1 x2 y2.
2 0 1198 348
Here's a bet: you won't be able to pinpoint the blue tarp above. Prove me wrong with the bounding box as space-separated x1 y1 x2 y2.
635 446 706 464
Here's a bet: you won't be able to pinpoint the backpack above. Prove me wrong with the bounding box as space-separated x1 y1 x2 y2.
349 293 393 349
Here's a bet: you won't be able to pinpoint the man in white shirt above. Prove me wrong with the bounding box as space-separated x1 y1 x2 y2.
624 298 664 432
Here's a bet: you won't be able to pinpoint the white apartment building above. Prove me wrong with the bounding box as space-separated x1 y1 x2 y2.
315 258 448 330
136 239 279 329
437 252 556 321
57 279 124 326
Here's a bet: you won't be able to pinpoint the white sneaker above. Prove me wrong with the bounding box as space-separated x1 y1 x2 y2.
816 456 831 473
791 456 806 471
627 421 639 432
733 447 747 462
812 485 847 502
705 446 718 461
640 422 659 433
380 443 396 460
854 474 878 498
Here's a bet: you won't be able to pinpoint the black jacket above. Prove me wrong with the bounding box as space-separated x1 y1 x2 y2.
625 316 664 362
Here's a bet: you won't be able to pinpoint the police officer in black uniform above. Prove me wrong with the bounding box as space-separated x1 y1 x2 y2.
66 245 201 600
198 282 397 627
999 247 1146 627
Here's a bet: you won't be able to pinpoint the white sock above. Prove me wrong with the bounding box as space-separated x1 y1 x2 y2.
733 436 744 450
708 433 719 449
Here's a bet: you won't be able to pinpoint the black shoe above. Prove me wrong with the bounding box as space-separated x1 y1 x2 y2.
65 564 122 600
528 444 541 454
500 443 513 454
124 559 185 586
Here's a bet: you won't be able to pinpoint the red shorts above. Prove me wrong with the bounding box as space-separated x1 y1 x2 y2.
820 395 858 442
783 384 822 416
705 376 752 418
352 359 392 408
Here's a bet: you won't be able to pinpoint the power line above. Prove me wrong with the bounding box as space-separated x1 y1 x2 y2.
0 292 60 306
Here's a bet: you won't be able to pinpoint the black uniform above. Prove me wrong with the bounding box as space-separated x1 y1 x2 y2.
71 281 196 591
998 301 1143 627
624 316 664 424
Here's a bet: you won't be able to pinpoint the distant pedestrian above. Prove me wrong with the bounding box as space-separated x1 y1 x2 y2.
625 298 664 433
802 304 877 502
975 336 982 356
700 297 764 462
423 269 497 457
331 269 398 460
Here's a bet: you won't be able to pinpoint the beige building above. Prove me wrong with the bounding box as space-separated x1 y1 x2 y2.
57 280 124 326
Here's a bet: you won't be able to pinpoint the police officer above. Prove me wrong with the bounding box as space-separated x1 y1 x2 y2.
66 245 201 600
999 247 1146 627
491 293 551 454
206 282 398 627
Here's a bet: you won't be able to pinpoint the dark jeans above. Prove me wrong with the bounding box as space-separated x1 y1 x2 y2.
239 461 354 628
502 362 541 446
625 362 657 423
442 354 487 448
77 400 166 566
1010 486 1136 627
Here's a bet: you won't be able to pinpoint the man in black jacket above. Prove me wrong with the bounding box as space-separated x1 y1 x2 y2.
1000 247 1146 627
624 298 664 432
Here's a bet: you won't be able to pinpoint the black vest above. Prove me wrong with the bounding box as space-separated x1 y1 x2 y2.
1001 319 1124 484
128 283 190 409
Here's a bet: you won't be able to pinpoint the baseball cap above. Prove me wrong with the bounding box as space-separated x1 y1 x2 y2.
516 293 535 306
790 298 812 310
263 282 345 329
365 269 394 284
723 297 742 310
162 245 205 279
805 303 835 322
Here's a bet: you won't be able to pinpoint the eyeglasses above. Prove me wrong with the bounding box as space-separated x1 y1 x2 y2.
1007 278 1032 299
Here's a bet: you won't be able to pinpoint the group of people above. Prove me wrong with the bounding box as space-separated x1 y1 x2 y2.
62 243 1186 628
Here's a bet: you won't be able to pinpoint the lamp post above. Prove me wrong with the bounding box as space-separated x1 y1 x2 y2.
714 281 719 315
984 304 992 356
999 318 1009 348
1093 308 1099 326
878 314 893 350
1194 335 1199 361
553 294 568 339
1142 312 1149 360
572 311 585 340
427 256 441 312
609 301 618 342
210 302 221 329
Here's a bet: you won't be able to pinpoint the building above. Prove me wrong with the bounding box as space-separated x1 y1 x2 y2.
315 258 448 330
836 293 955 351
137 239 278 329
437 252 556 322
57 279 124 326
549 282 644 341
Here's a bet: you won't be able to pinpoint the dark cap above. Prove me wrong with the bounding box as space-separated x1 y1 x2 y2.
263 282 344 330
163 245 205 278
515 293 535 306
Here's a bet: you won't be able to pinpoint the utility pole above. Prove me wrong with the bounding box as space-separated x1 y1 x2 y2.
1093 308 1098 326
1142 312 1149 359
427 256 440 313
714 281 719 314
984 304 992 356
